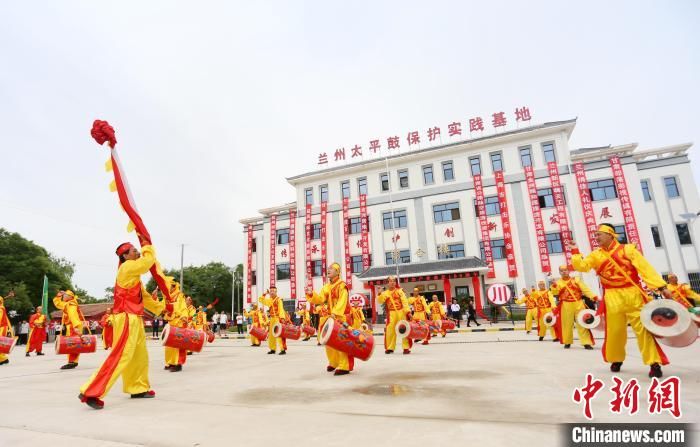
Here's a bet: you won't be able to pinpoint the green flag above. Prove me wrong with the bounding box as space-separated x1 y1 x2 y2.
41 275 49 315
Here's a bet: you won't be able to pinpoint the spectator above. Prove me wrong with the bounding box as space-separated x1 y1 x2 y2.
19 320 29 345
212 311 220 334
152 317 160 338
90 319 99 334
235 313 244 334
450 299 461 328
219 311 228 337
54 322 62 336
466 299 481 327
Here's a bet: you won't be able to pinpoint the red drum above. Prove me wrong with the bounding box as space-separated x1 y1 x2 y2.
248 325 268 341
55 335 97 355
396 320 430 340
301 324 317 337
543 311 557 327
439 319 456 331
319 318 374 361
207 330 215 343
272 322 301 340
160 325 206 352
641 300 698 348
0 336 17 354
427 320 440 331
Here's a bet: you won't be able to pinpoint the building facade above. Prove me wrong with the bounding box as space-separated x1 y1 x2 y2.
240 119 700 319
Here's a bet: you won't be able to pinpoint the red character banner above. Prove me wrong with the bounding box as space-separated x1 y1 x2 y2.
246 224 253 303
289 209 297 300
269 214 276 288
573 162 598 251
524 166 551 273
342 197 352 289
494 171 517 277
609 157 643 253
320 201 328 279
547 161 573 267
360 194 370 270
473 174 495 278
305 204 312 288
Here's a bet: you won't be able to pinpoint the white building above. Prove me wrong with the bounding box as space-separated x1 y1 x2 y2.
240 118 700 321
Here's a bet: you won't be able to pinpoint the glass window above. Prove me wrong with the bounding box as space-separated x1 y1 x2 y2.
385 250 411 265
433 202 461 223
536 187 565 208
357 177 368 196
479 239 506 260
276 263 290 280
380 173 390 192
382 210 407 230
545 233 563 254
613 225 628 244
251 270 257 286
423 165 434 185
276 228 290 245
438 243 465 259
309 223 321 240
677 223 692 245
588 179 617 201
664 177 680 198
251 238 257 253
519 146 532 167
347 217 362 235
341 180 351 199
312 260 323 277
542 142 556 163
476 197 500 216
651 226 662 248
688 272 700 293
490 152 503 172
305 188 313 206
469 156 481 176
351 255 364 274
319 185 328 203
640 180 652 202
398 169 409 188
442 161 454 181
455 286 470 297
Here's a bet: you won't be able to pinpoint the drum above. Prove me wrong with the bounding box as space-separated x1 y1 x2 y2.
206 330 215 343
160 325 206 352
439 319 456 331
641 299 698 348
576 308 605 332
301 324 317 337
396 320 429 340
248 324 268 341
319 318 374 361
543 311 557 327
55 335 98 355
690 308 700 327
360 323 370 332
272 322 301 340
0 336 17 354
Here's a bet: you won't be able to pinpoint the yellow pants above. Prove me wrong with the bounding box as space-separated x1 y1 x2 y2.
66 326 80 364
80 313 151 399
325 316 353 371
603 287 667 366
385 310 411 351
560 300 593 346
524 308 537 332
0 327 8 362
267 317 286 351
537 308 557 338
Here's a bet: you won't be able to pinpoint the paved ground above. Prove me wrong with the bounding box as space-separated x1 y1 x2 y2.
0 326 697 447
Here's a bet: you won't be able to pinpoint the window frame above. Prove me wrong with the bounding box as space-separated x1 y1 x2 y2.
357 177 368 196
385 250 411 265
490 151 504 172
519 145 533 168
438 243 466 259
380 172 390 192
382 209 408 230
469 156 482 177
588 178 618 202
651 225 662 248
398 169 409 189
311 260 323 277
442 161 455 182
613 225 628 244
422 164 434 185
341 180 351 199
350 255 364 274
542 141 557 163
276 263 291 281
640 179 652 202
276 228 290 245
664 177 680 198
348 217 362 235
432 201 461 224
304 188 313 206
319 184 328 203
545 232 564 254
676 223 692 245
479 239 506 260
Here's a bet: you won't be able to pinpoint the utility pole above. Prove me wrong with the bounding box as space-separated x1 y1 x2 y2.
231 268 236 319
180 244 185 289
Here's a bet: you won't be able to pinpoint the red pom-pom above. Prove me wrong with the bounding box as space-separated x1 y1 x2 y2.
91 120 117 148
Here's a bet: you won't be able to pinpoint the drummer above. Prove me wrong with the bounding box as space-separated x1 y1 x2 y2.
377 276 412 355
409 288 431 344
0 290 14 366
53 290 85 370
549 266 597 350
296 304 313 341
666 273 700 309
427 295 446 339
162 279 189 371
260 287 289 355
243 303 267 346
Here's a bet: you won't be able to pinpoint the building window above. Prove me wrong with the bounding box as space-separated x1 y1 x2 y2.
380 172 390 192
385 250 411 265
341 180 351 199
588 179 617 201
276 263 290 280
479 239 506 260
276 228 290 245
305 188 313 206
542 142 556 163
664 177 680 198
311 260 323 277
455 286 470 297
398 169 409 188
251 238 257 253
357 177 368 196
640 180 652 202
423 165 434 185
546 233 564 254
519 146 532 167
614 225 628 244
382 210 408 230
442 161 454 181
351 255 364 274
676 223 692 245
475 196 500 216
433 202 461 223
536 187 566 209
688 272 700 293
319 184 328 203
469 156 481 176
651 226 662 248
251 270 257 286
438 243 465 259
490 152 503 172
348 217 362 235
309 223 321 240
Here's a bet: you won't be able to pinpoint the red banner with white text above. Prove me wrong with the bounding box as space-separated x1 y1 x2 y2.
342 198 352 289
609 157 643 253
360 194 370 270
524 166 551 273
289 210 297 300
269 214 276 288
320 201 328 279
305 204 312 288
473 174 495 279
494 171 517 277
246 224 253 303
547 161 573 267
573 162 598 251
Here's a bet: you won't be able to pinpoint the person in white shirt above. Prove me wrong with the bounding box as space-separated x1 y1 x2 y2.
219 312 228 337
19 320 30 345
212 311 220 334
235 314 244 334
449 300 461 328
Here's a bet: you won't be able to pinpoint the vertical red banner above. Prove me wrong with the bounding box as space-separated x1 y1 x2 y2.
246 224 253 303
609 156 643 253
473 174 495 278
342 197 352 289
547 161 573 267
524 166 551 273
360 194 371 270
494 171 517 277
269 214 276 288
320 201 328 279
573 162 598 251
305 204 312 288
289 209 297 300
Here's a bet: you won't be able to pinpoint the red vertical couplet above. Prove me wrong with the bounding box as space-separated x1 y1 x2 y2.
524 166 551 273
269 214 277 288
320 201 328 279
342 198 352 289
246 224 253 303
443 277 452 304
473 174 495 278
573 162 598 251
360 194 371 270
547 161 573 267
494 171 518 277
609 157 643 253
471 274 489 319
289 210 297 300
305 204 312 288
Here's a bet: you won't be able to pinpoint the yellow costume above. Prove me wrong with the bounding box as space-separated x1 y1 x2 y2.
308 277 354 371
515 292 538 333
244 307 267 345
572 239 668 366
162 282 189 367
667 282 699 309
0 295 12 364
428 300 447 337
350 306 365 330
550 277 597 346
409 294 431 343
296 308 312 340
53 291 84 366
533 289 557 339
378 288 412 352
27 310 47 354
195 307 208 331
260 295 288 352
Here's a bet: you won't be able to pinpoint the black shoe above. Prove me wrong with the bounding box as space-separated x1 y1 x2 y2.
385 350 394 354
267 350 276 354
187 352 192 356
79 393 104 410
60 362 78 370
326 366 336 372
477 323 481 326
37 352 44 356
0 359 9 366
610 362 623 372
317 343 321 346
584 345 593 350
130 390 156 398
164 365 171 370
552 338 559 342
169 365 182 372
26 353 30 357
564 344 571 349
649 363 663 378
333 369 349 376
538 337 544 341
278 350 286 355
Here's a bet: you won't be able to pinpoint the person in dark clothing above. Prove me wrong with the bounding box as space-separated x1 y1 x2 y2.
466 299 481 327
152 317 160 338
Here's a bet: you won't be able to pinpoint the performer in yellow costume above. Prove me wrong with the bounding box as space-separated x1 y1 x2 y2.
195 305 208 331
162 279 189 371
350 303 365 330
378 276 412 354
296 305 313 341
244 303 267 346
78 242 165 410
184 296 197 355
570 224 672 377
260 286 288 355
533 281 557 341
666 273 699 308
550 266 597 349
307 262 353 375
26 306 47 356
313 302 331 346
515 288 538 334
99 307 114 350
0 291 14 365
53 290 85 369
428 295 447 338
409 288 431 344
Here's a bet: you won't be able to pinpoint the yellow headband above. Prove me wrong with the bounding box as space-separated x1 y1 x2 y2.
330 263 341 274
597 225 617 237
